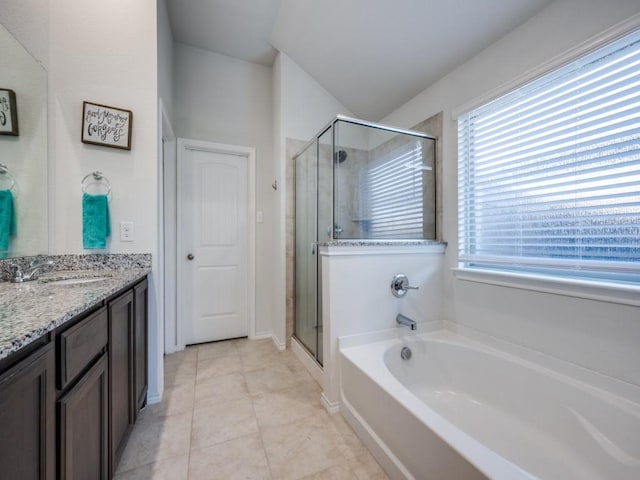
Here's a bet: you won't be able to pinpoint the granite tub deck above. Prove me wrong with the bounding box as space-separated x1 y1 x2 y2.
0 254 151 360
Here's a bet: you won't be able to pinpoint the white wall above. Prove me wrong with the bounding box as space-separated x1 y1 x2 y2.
48 0 161 397
157 0 174 124
276 52 353 141
380 0 640 388
321 245 446 407
272 52 353 345
173 43 275 337
0 0 49 69
173 44 273 148
49 1 158 256
157 0 175 357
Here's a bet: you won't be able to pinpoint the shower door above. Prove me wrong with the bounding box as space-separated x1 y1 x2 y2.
315 127 334 365
295 141 319 360
294 126 333 366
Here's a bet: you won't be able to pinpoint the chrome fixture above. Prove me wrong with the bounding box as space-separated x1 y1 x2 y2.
401 346 413 360
396 313 417 331
8 259 54 283
327 224 343 238
334 150 348 164
81 171 112 199
391 273 419 297
0 163 16 191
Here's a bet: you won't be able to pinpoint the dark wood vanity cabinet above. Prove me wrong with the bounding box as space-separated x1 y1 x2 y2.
0 343 56 480
60 278 148 479
57 306 109 480
133 278 148 419
108 289 135 474
106 278 149 474
0 275 148 480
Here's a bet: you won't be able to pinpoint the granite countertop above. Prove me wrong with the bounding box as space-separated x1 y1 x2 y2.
0 254 151 361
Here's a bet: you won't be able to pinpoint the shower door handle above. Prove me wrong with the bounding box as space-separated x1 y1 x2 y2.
311 243 315 255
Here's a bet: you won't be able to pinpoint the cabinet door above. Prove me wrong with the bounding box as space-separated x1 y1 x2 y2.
58 354 108 480
0 343 55 480
133 278 148 418
108 290 134 476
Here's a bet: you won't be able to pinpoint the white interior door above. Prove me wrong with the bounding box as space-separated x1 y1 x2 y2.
178 139 253 345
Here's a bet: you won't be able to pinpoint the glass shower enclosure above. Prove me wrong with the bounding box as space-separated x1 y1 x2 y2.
294 116 436 365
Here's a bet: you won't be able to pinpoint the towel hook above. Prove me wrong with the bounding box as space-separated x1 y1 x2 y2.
0 163 16 191
81 171 111 199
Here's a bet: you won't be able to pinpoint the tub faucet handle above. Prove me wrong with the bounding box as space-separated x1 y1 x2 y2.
391 273 419 298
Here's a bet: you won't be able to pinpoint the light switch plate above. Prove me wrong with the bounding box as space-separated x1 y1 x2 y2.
257 211 264 223
120 221 134 241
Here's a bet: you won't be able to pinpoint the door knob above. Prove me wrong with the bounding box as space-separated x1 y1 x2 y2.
187 254 194 260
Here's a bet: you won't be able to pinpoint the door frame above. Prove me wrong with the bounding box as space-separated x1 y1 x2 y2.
176 138 256 349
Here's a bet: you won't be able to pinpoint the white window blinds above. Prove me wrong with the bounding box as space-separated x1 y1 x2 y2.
458 28 640 276
367 140 426 238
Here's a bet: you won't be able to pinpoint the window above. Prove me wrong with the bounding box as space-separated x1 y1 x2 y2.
457 28 640 282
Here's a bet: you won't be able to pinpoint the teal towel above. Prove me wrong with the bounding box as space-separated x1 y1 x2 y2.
0 189 16 258
82 193 110 249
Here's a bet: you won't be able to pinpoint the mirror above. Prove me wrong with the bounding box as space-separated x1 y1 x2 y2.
0 21 48 258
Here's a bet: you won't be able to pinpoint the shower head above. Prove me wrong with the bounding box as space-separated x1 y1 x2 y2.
334 150 347 164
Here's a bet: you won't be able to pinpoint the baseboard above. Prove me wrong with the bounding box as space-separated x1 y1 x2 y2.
250 331 273 341
291 337 323 386
146 391 162 405
249 331 286 351
271 333 286 351
321 392 341 415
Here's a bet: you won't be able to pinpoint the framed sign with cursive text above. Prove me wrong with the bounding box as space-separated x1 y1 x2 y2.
0 89 19 136
82 101 132 150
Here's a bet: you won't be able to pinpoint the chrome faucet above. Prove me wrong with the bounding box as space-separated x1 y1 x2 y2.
396 313 417 331
391 274 419 298
9 259 54 283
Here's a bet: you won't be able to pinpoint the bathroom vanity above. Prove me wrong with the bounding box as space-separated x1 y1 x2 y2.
0 256 150 479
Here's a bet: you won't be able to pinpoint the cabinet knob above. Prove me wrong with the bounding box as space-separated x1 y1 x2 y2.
187 254 194 261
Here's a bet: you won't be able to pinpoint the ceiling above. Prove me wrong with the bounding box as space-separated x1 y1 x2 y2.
166 0 553 120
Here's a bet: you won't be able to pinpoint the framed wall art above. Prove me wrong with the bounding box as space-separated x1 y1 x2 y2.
82 101 132 150
0 89 19 136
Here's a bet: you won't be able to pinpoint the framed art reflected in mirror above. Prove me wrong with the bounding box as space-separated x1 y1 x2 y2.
0 88 18 136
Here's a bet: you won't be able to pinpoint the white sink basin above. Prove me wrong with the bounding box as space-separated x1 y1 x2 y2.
47 276 109 286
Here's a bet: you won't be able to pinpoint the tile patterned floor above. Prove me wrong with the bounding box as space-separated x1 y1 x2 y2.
114 338 388 480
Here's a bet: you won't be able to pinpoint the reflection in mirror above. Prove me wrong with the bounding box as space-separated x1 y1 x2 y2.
0 21 48 258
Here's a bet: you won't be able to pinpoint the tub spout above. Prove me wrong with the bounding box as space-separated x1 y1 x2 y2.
396 313 417 331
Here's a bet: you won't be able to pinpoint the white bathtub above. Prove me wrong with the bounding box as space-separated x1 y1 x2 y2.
339 329 640 479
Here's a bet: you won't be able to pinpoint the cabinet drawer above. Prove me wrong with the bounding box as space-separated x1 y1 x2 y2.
59 307 108 389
